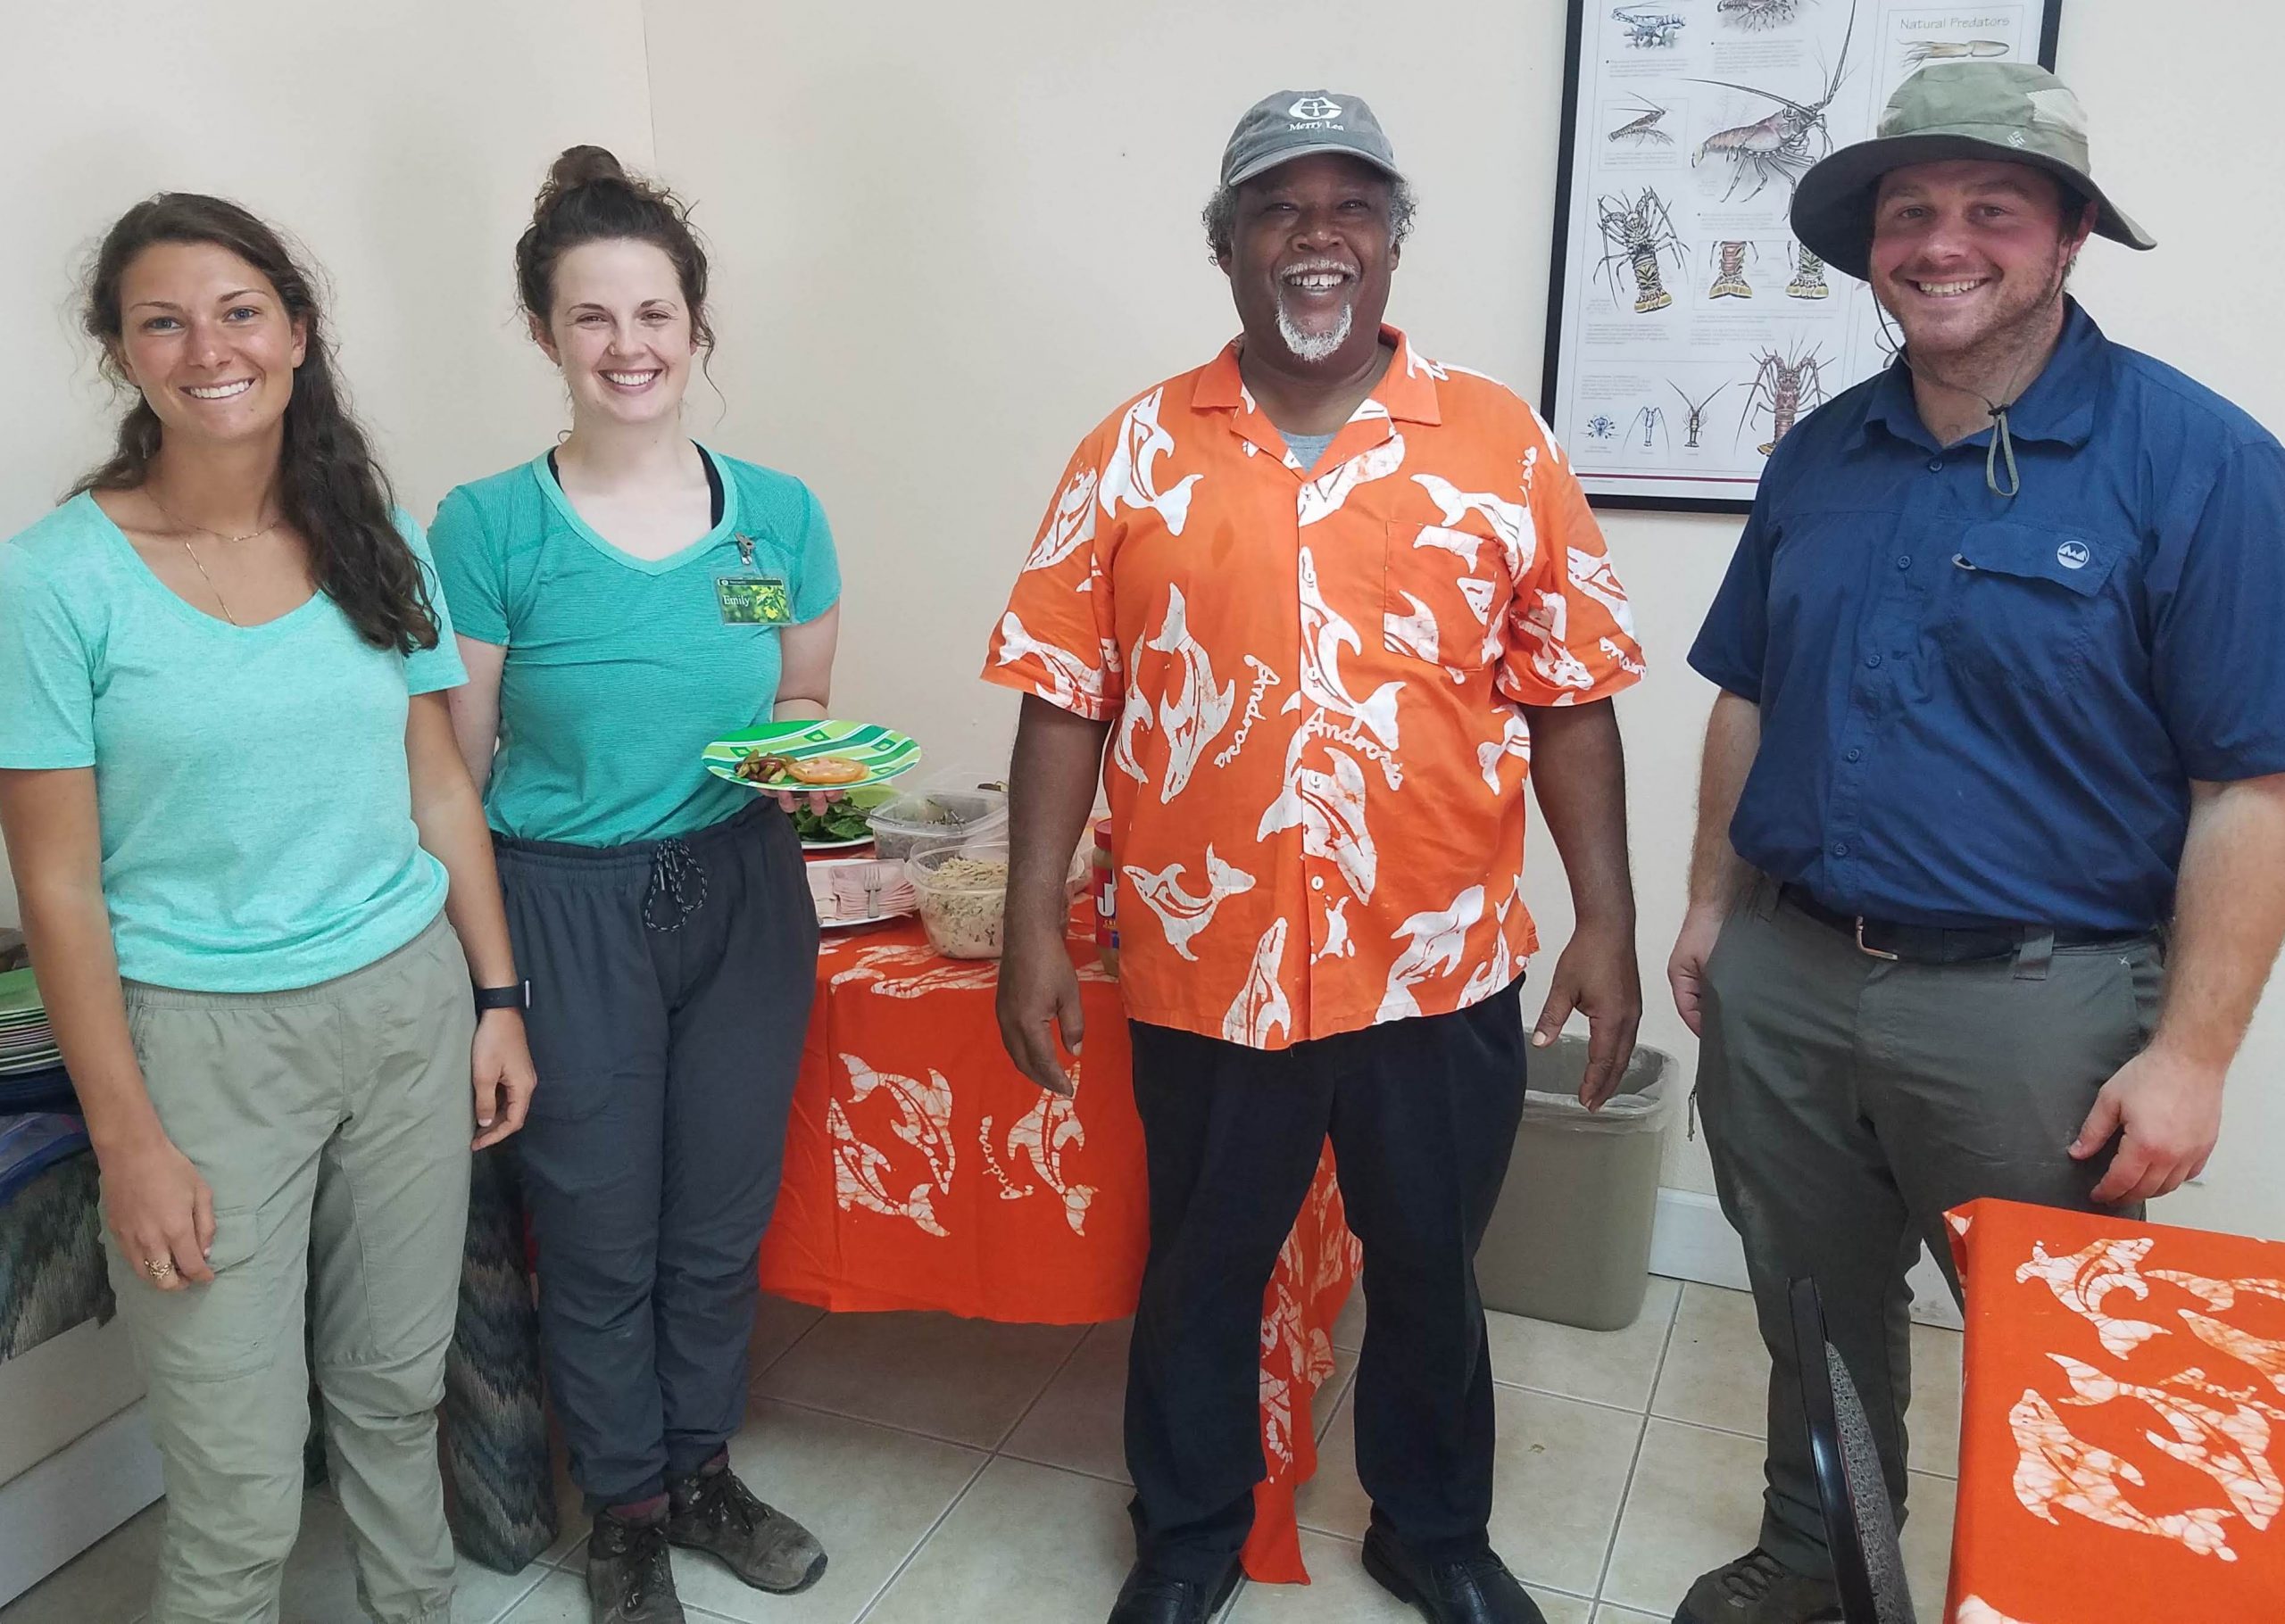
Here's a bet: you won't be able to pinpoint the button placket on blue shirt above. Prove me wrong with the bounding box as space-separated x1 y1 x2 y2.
1822 460 1948 907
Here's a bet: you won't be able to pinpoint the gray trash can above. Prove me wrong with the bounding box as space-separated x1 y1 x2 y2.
1476 1037 1678 1331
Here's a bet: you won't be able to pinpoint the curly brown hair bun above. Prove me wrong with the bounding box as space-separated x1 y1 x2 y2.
515 145 713 352
542 145 628 195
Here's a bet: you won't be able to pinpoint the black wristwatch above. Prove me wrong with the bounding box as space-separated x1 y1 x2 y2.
474 982 530 1015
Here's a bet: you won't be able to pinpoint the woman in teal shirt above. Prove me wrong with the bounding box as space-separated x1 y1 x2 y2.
0 195 536 1624
429 148 836 1622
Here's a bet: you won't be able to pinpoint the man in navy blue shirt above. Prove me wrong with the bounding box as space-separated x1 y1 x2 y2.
1666 62 2285 1624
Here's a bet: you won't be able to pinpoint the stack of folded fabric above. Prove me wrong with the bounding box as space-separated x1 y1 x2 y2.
0 968 72 1114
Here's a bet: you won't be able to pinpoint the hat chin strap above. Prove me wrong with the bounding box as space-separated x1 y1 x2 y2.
1984 404 2022 500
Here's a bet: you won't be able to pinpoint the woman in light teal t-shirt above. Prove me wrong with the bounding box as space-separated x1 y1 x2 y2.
0 195 536 1624
427 147 835 1615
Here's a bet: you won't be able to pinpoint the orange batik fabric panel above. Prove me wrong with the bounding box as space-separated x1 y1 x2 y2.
754 916 1363 1583
759 922 1149 1322
1945 1198 2285 1622
984 328 1643 1050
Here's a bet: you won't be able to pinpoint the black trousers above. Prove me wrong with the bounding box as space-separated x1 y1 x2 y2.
1124 979 1528 1579
492 800 818 1507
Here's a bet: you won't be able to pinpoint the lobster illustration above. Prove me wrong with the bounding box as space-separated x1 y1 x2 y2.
1739 342 1829 457
1708 240 1755 300
1628 406 1668 455
1718 0 1810 29
1595 186 1689 313
1786 242 1831 299
1608 96 1674 147
1691 0 1858 202
1614 6 1685 48
1669 381 1732 451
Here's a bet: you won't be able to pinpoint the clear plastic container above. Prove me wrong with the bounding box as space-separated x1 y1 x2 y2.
906 839 1011 959
866 787 1010 861
903 834 1090 960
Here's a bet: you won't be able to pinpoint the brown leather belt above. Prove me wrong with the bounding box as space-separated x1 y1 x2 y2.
1776 883 2147 965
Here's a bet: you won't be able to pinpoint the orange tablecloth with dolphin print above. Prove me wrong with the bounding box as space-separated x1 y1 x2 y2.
1943 1197 2285 1622
757 913 1360 1584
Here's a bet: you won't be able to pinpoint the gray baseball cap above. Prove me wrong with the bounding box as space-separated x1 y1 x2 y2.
1219 90 1404 189
1792 62 2153 280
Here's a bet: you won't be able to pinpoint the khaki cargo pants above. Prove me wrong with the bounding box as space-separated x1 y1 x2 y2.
1696 874 2161 1582
109 914 475 1624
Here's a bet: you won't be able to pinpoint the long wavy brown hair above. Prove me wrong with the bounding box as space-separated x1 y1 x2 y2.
72 194 438 653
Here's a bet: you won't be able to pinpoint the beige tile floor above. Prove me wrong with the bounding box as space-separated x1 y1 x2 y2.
3 1280 1963 1624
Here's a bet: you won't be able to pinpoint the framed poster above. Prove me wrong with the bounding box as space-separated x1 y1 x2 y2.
1539 0 2062 512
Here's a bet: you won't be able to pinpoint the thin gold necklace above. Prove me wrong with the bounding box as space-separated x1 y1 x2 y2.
145 492 282 628
176 536 239 626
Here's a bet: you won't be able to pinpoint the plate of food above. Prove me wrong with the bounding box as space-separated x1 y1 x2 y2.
702 720 922 795
793 783 896 850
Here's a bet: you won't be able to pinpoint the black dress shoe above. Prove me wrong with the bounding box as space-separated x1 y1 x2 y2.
1105 1557 1242 1622
1362 1526 1548 1624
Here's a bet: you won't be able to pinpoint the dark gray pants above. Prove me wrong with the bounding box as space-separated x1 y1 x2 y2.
493 801 818 1507
1696 875 2161 1579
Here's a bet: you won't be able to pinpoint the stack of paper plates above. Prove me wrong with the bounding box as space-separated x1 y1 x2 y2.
0 969 60 1078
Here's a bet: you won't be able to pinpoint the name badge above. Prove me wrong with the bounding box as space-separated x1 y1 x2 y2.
715 576 792 626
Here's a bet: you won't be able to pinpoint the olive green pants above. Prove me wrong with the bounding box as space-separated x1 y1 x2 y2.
1696 875 2160 1581
109 914 474 1624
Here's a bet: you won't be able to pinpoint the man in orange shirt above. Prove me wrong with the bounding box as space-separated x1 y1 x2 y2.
983 92 1646 1624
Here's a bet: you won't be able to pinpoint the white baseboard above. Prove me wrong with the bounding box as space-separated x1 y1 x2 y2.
1649 1187 1966 1332
0 1401 164 1608
1647 1188 1750 1290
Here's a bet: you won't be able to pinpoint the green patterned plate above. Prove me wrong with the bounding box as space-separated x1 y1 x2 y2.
0 969 41 1019
702 720 922 793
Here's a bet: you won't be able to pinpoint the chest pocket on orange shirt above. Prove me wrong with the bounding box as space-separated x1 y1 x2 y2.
1383 520 1513 675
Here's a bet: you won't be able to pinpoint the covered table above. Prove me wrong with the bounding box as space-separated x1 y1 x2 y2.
1943 1197 2285 1622
758 914 1360 1583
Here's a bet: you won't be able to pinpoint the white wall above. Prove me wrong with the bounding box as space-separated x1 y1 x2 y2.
4 0 2281 1238
0 0 657 927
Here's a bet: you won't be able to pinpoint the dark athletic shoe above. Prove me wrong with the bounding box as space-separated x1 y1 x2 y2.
586 1508 686 1624
1673 1548 1843 1624
1361 1525 1548 1623
1105 1556 1243 1622
664 1462 827 1594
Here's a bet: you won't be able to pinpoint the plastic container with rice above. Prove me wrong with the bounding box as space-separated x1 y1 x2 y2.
905 836 1089 960
907 839 1012 958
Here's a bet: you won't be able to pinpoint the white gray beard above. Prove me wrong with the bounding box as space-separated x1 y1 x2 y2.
1275 298 1353 364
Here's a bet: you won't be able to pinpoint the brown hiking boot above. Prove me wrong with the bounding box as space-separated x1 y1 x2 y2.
665 1461 827 1594
586 1508 686 1623
1674 1548 1842 1624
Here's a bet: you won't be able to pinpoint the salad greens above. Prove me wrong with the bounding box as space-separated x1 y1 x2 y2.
794 797 877 844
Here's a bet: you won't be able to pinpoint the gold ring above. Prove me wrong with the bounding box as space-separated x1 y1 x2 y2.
143 1257 176 1280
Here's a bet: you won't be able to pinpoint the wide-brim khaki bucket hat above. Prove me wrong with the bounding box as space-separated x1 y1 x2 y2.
1791 61 2154 281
